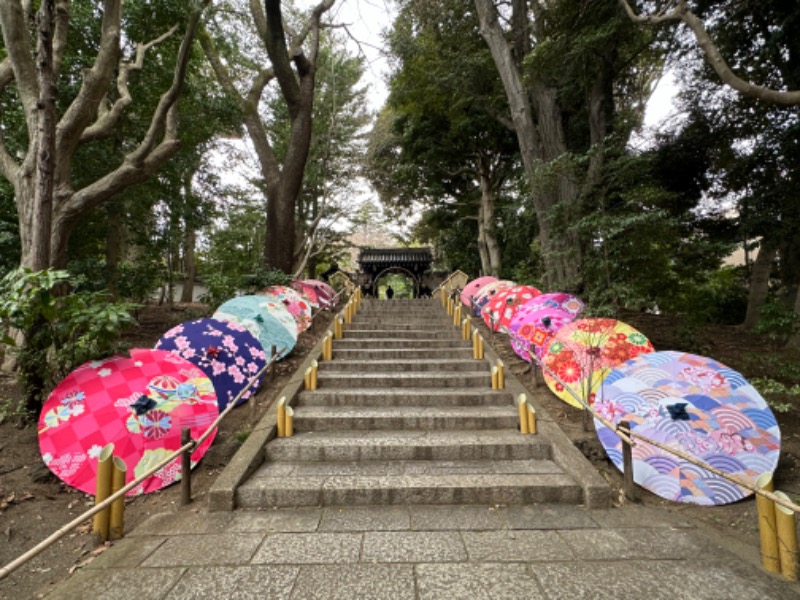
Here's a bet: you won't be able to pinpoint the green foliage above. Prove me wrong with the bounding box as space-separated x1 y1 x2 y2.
239 268 293 294
0 269 137 418
755 297 800 345
751 377 799 414
197 272 239 311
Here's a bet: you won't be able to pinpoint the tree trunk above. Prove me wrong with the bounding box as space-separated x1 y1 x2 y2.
785 286 800 350
478 169 501 276
180 227 196 303
476 201 491 276
474 0 581 290
743 243 776 330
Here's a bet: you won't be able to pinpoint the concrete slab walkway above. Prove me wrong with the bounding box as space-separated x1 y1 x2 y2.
40 503 799 599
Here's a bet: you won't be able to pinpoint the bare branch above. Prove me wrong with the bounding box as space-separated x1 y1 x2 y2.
52 0 70 79
80 23 180 143
0 0 39 133
618 0 800 106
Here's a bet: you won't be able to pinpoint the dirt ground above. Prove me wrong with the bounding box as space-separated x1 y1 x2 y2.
1 302 799 598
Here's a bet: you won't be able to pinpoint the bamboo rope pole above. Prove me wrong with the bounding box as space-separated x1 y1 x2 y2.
756 473 781 573
477 335 484 360
620 420 637 502
496 359 505 389
491 366 499 389
92 444 115 544
526 404 537 435
285 406 294 437
304 367 313 390
774 490 798 581
472 329 480 359
0 350 283 582
311 360 318 389
276 397 287 437
109 456 126 541
516 394 529 434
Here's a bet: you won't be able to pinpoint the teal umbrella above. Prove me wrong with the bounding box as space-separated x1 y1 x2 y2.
213 295 296 360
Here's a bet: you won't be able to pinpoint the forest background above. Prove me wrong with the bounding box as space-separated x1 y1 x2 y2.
0 1 797 429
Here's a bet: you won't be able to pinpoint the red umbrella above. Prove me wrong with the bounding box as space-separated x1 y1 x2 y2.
38 349 218 495
482 285 541 332
291 280 321 308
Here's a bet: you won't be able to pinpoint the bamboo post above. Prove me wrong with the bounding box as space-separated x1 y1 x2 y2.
180 428 192 506
472 330 480 359
304 367 313 390
774 490 798 581
496 359 505 389
276 397 287 438
527 404 537 435
92 444 115 544
516 394 529 434
285 406 294 437
109 456 126 540
620 420 637 502
453 304 462 327
477 335 484 359
334 316 343 339
757 472 781 574
440 287 446 307
491 366 499 389
311 359 318 389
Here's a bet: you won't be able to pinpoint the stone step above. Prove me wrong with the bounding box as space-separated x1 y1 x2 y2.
236 460 582 507
346 321 452 331
265 430 551 462
319 359 485 373
343 329 458 340
293 406 518 431
318 371 490 389
334 338 471 349
331 348 474 360
296 388 513 407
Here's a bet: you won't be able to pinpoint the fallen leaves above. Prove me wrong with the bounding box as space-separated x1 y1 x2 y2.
0 490 35 512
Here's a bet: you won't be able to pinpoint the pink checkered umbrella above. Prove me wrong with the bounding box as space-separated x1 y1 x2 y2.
518 292 585 318
482 285 541 332
38 349 218 496
508 307 575 362
460 276 497 308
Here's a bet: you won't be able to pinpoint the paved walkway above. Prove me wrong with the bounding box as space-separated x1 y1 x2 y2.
37 502 799 599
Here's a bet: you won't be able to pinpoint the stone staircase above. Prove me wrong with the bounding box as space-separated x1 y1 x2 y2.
236 298 586 507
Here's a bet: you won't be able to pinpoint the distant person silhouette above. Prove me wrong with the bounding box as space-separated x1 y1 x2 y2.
386 285 394 300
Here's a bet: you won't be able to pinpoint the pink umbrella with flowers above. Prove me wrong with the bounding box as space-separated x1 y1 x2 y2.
508 307 575 362
482 285 541 332
301 279 336 308
521 292 585 317
461 276 497 308
262 285 313 333
38 349 218 496
542 318 655 410
291 280 322 308
471 280 514 317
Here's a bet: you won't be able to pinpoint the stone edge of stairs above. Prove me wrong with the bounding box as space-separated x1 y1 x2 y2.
206 300 612 511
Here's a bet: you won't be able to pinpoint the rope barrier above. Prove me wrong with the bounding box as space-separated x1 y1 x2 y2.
457 296 799 514
0 346 288 582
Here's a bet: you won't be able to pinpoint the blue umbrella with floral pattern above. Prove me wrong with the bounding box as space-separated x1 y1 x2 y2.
214 295 296 360
155 318 267 411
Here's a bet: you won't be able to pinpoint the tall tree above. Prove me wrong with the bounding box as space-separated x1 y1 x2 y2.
0 0 210 270
200 0 335 274
473 0 658 290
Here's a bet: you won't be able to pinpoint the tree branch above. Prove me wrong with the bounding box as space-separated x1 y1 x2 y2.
0 0 39 143
52 0 70 79
80 23 180 144
264 0 302 118
618 0 800 106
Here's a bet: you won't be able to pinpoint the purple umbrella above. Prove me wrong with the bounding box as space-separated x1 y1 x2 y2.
155 318 267 411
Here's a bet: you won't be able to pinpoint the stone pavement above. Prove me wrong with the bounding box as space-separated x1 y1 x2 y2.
39 503 800 599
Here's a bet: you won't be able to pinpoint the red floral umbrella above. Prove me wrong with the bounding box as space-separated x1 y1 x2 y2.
482 285 541 332
542 318 655 409
38 349 218 495
301 279 336 307
262 285 313 332
291 280 321 308
461 276 497 308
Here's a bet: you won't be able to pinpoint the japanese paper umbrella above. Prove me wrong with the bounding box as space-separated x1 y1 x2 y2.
38 349 218 496
542 318 655 409
214 295 296 360
471 280 514 317
262 285 313 332
302 279 336 307
291 280 321 308
482 285 541 332
461 276 497 308
520 292 585 318
594 351 781 505
155 318 267 411
508 307 575 362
